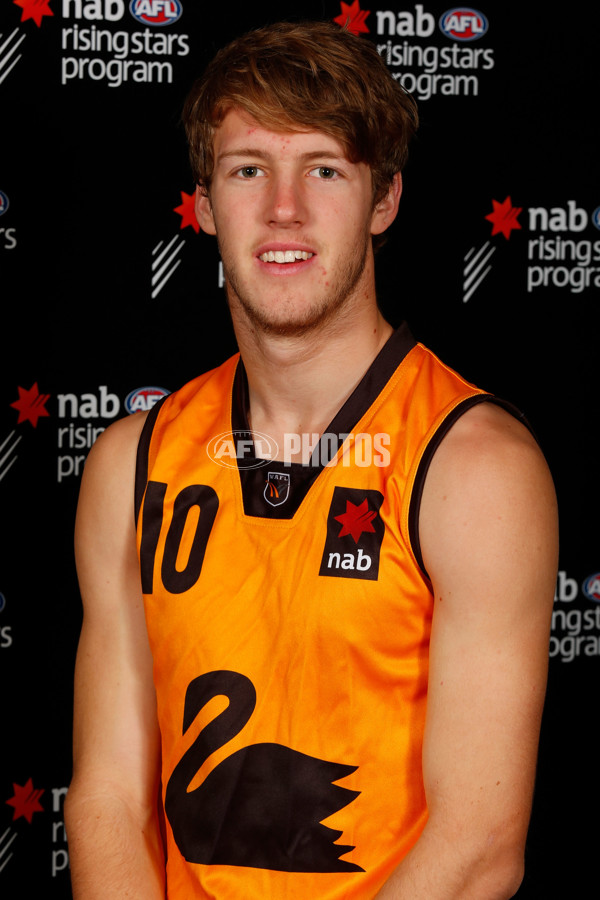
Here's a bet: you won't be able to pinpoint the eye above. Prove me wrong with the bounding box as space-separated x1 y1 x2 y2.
236 166 265 179
308 166 339 179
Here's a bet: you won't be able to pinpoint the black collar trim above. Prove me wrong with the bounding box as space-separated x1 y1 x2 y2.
232 323 416 519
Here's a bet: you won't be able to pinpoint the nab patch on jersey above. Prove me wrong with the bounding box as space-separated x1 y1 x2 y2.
319 487 385 581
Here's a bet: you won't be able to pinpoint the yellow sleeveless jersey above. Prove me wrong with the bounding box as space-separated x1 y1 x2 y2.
135 325 501 898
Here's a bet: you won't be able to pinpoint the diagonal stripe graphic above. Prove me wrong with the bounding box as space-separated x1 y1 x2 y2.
0 431 22 481
151 235 186 298
0 828 17 871
0 29 26 84
463 242 496 303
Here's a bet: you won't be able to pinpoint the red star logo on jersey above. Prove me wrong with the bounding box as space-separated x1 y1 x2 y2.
485 196 522 240
334 1 370 35
10 383 51 427
174 190 200 232
13 0 54 27
6 778 45 823
335 498 377 543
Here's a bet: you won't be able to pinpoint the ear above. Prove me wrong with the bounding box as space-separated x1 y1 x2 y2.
195 184 217 236
370 172 402 236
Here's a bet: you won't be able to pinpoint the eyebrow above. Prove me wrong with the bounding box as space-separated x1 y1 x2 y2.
216 148 348 164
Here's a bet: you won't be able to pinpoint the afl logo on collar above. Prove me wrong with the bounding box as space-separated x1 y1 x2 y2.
264 471 291 507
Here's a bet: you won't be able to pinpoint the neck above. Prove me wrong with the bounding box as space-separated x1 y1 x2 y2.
234 303 393 444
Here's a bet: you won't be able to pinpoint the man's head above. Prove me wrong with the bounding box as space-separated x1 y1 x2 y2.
182 20 418 212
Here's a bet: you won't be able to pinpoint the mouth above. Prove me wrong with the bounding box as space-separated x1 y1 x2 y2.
258 250 314 264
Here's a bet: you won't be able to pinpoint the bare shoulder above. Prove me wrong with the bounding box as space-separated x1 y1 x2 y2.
426 400 554 500
420 400 558 592
82 410 149 481
439 400 543 460
75 411 150 601
76 410 150 513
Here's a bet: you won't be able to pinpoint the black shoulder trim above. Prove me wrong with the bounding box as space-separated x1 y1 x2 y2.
134 396 169 526
408 395 533 579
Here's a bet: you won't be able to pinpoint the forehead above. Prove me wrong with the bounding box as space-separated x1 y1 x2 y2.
213 108 349 160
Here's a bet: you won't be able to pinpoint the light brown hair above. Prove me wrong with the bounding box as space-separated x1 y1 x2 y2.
182 20 418 211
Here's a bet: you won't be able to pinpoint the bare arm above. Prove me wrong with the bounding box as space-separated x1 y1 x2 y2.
64 413 165 899
376 403 558 899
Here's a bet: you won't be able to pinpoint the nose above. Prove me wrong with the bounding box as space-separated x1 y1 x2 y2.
265 174 307 227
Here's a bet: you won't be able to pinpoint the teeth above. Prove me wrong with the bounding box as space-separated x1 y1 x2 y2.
259 250 313 263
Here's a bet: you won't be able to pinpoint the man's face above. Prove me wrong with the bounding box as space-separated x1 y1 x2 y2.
195 109 397 337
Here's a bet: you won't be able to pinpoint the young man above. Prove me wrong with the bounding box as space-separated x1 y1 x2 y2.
65 21 558 899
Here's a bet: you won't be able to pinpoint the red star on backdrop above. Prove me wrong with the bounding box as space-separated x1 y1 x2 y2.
13 0 54 27
6 778 44 824
334 0 370 35
10 383 51 427
485 196 522 240
335 498 377 543
174 190 200 233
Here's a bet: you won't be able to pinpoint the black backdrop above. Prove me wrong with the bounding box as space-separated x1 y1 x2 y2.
2 0 599 895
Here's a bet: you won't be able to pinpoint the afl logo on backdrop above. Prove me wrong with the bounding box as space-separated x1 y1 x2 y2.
582 573 600 603
125 386 170 413
0 191 9 215
439 8 488 40
129 0 183 26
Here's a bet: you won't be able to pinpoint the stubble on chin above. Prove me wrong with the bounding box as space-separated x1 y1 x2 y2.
220 238 370 339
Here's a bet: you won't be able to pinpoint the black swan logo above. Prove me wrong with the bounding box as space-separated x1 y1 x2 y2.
165 670 364 872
